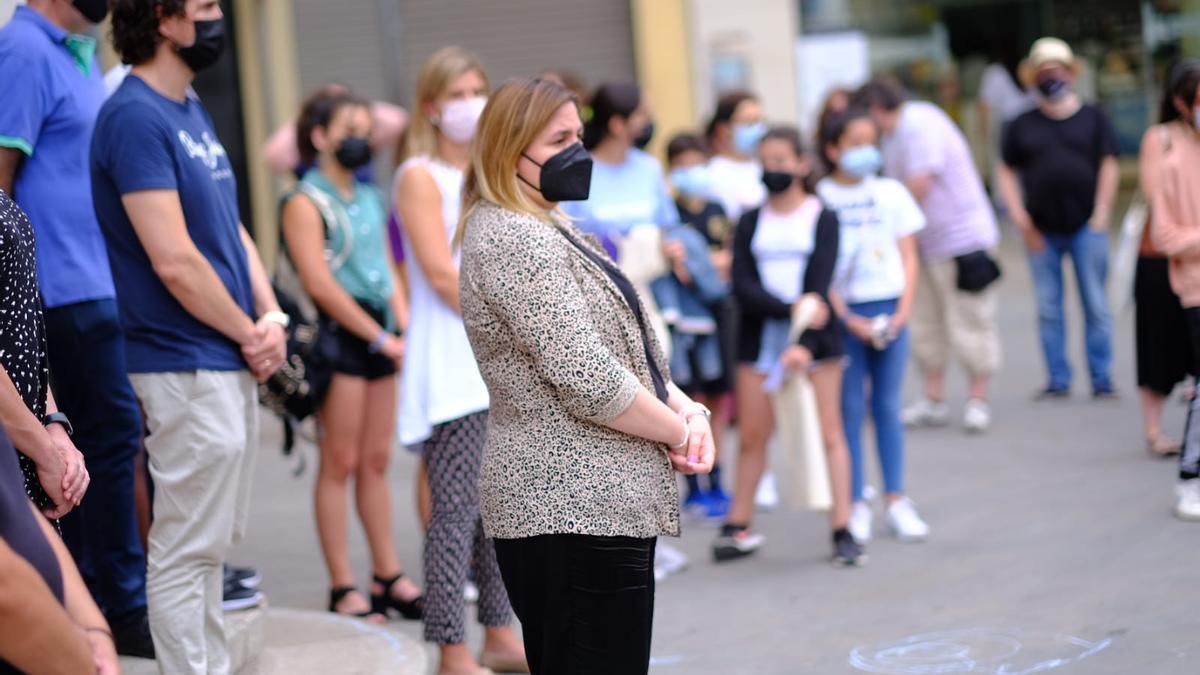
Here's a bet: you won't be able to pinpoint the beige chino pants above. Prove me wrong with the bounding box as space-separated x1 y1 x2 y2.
129 370 259 675
910 258 1002 379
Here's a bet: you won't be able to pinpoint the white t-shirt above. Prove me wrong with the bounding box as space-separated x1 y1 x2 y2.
706 155 766 222
750 197 824 304
817 176 925 305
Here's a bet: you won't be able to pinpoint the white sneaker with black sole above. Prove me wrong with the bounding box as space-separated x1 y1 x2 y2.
712 526 765 562
886 497 930 542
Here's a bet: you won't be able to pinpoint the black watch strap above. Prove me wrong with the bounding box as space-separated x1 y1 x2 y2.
42 412 73 436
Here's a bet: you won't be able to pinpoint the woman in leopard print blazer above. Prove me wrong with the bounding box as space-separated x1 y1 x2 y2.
457 78 715 674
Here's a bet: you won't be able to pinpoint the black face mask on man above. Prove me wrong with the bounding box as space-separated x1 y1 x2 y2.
519 143 593 202
176 18 226 73
633 121 655 150
1036 77 1069 101
761 171 795 194
334 137 373 170
72 0 108 24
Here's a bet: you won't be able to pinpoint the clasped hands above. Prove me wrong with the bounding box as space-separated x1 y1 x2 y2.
666 406 716 476
241 316 288 382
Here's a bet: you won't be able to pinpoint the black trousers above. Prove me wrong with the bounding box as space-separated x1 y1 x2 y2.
493 534 657 675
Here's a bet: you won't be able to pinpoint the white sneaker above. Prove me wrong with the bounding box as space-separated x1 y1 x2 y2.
1175 479 1200 521
887 497 930 542
755 471 780 511
902 398 950 428
654 542 689 581
848 501 873 543
962 399 991 434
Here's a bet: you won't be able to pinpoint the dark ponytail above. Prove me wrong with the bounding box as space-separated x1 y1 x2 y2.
582 82 641 151
1161 59 1200 124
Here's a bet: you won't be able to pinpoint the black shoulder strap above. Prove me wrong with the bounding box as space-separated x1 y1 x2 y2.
555 227 670 403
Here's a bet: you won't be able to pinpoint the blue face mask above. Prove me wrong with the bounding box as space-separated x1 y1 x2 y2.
1194 106 1200 131
732 121 768 156
840 145 883 179
669 165 712 198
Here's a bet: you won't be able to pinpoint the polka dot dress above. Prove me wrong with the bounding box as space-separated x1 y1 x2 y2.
0 191 50 510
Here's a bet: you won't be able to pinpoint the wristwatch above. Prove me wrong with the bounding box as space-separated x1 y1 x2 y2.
42 412 74 436
260 310 291 329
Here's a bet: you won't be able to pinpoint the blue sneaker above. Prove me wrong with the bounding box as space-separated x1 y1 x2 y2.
683 491 712 520
704 488 730 519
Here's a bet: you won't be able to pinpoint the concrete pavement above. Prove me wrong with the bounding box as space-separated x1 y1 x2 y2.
231 235 1197 674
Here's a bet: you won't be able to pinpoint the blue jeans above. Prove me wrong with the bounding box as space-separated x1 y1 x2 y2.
1027 228 1114 390
45 299 147 619
841 299 909 501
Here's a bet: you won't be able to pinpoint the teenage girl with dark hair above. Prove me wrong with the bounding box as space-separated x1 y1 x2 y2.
715 126 862 566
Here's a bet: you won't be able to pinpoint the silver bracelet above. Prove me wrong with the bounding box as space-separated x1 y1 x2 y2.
669 424 690 450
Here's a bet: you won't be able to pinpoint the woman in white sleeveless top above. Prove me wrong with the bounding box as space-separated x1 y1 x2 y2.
391 47 525 675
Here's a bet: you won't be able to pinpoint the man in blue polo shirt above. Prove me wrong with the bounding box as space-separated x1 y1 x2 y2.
93 1 286 672
0 0 153 658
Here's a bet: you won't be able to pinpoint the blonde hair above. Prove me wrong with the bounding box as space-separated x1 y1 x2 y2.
457 78 579 246
399 46 489 163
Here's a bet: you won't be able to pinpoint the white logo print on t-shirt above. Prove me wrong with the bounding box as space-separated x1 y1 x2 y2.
177 130 228 172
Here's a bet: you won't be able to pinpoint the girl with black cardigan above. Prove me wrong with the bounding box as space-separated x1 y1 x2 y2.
713 126 863 566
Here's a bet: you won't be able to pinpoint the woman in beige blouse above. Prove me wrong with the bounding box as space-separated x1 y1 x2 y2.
457 78 715 674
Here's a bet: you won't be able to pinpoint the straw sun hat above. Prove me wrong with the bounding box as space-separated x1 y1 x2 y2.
1018 37 1083 88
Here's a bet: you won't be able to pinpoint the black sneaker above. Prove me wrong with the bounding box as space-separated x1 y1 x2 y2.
1093 385 1119 400
712 524 765 562
223 576 265 612
831 528 866 568
1035 385 1070 400
224 563 261 589
109 608 155 659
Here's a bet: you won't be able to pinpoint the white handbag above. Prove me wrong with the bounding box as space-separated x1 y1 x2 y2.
1110 194 1147 315
767 296 833 511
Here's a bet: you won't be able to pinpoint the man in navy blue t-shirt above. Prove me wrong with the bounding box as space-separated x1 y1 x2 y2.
90 1 287 672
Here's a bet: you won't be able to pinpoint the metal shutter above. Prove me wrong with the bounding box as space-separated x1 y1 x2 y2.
293 0 392 101
393 0 637 105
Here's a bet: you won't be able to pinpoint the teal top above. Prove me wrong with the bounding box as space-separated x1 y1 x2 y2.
299 169 395 326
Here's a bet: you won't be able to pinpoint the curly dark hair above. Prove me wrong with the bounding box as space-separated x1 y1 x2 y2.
110 0 188 66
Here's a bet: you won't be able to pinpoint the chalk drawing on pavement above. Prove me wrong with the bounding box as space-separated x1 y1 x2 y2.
849 628 1112 674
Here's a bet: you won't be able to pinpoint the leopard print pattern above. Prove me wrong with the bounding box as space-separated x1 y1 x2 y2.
459 202 681 540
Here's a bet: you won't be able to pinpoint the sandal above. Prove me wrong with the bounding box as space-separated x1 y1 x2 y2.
328 586 383 621
1147 435 1181 458
370 573 424 620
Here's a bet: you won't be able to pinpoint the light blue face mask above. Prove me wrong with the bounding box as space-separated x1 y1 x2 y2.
840 144 883 179
669 165 712 198
1194 106 1200 131
732 121 768 156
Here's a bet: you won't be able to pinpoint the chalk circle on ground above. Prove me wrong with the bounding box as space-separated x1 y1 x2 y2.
849 627 1111 675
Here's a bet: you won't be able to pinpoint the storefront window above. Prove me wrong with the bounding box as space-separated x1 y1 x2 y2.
798 0 1200 158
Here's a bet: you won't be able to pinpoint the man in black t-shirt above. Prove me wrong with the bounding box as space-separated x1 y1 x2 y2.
998 37 1120 399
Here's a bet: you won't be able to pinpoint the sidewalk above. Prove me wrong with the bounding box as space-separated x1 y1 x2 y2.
232 234 1197 674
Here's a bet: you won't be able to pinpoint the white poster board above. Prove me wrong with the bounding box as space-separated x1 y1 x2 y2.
795 31 870 136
